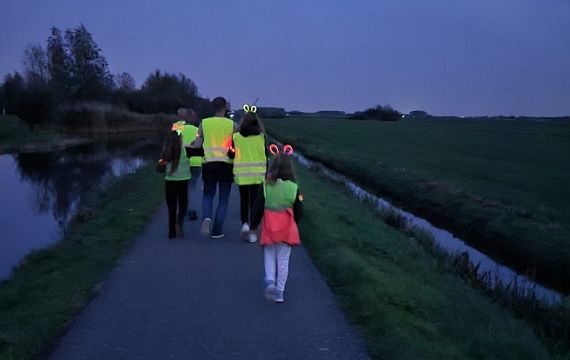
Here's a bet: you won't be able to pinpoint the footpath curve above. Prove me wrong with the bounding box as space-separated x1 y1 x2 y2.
48 182 369 360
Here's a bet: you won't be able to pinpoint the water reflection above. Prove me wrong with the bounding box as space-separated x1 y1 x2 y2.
0 138 161 279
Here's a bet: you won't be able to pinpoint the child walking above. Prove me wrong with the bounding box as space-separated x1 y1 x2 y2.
229 107 267 242
160 122 191 238
250 152 303 303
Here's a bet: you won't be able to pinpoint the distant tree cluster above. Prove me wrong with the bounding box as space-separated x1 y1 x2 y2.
350 105 402 121
0 24 210 129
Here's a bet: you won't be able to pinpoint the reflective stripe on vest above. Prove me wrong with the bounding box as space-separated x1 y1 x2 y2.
263 179 298 211
202 117 234 164
233 133 267 185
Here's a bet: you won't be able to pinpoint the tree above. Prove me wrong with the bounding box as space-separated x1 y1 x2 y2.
2 72 25 114
47 27 70 98
351 105 402 121
114 72 136 91
140 70 199 113
1 71 54 129
65 24 113 101
22 43 48 84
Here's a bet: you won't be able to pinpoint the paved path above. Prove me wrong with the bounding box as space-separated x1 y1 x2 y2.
48 183 369 360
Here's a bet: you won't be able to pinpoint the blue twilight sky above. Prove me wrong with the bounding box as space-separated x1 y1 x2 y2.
1 0 569 116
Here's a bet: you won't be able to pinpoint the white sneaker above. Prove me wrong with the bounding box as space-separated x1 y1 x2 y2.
264 284 277 301
240 223 250 240
248 233 258 243
201 218 211 237
274 290 284 303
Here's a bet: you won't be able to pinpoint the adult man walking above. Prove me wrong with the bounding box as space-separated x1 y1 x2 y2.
191 97 236 238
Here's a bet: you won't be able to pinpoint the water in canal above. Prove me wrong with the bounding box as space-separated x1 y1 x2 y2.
0 138 161 279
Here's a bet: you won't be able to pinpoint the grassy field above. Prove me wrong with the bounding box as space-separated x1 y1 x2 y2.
294 162 565 359
265 116 570 292
0 164 163 360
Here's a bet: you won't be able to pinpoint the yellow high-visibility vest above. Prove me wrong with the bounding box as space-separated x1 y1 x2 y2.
202 117 234 164
181 124 202 167
264 179 299 211
233 133 266 185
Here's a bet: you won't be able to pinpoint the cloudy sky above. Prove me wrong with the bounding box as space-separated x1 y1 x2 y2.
1 0 569 116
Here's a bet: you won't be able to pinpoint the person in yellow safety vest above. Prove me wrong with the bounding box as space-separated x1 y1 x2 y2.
189 97 238 238
180 108 202 221
161 121 192 238
227 108 268 243
249 154 303 303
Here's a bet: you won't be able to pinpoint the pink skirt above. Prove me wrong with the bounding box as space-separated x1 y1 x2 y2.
260 208 300 246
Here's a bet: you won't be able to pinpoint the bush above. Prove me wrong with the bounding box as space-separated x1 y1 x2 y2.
351 105 402 121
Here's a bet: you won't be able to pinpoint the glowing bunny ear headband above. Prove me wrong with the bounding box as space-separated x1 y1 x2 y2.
243 104 257 113
269 144 294 156
171 121 185 135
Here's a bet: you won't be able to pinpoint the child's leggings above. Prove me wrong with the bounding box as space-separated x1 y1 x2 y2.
263 243 291 292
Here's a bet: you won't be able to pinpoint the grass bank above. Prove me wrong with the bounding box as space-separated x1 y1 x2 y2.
0 163 163 360
60 103 175 135
0 115 90 154
265 116 570 292
294 162 567 359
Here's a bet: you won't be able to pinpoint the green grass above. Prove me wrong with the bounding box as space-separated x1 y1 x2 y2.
265 116 570 292
294 162 567 359
0 163 163 360
0 115 63 150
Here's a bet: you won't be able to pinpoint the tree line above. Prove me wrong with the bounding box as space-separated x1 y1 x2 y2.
0 24 212 129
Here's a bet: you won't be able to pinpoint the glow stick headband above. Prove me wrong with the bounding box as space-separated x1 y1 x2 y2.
243 104 257 113
269 144 294 156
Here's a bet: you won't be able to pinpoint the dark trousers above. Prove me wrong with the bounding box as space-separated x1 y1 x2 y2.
165 180 188 237
188 167 202 214
239 184 262 224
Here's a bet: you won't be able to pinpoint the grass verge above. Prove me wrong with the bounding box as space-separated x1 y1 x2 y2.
294 162 568 359
265 117 570 292
0 115 88 154
0 163 163 360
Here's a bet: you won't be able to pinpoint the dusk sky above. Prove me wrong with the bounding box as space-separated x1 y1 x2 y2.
1 0 569 116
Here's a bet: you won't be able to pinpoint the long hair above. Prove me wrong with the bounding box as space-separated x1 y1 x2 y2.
239 112 265 134
267 155 296 183
161 130 182 173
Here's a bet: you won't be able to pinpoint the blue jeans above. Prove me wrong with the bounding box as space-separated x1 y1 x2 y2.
202 180 232 235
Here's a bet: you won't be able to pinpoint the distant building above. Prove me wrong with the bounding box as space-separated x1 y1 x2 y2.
236 107 286 119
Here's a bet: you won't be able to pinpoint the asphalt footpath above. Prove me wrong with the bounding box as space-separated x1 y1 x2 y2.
47 181 370 360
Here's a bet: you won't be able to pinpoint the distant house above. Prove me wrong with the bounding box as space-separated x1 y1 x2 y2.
236 107 286 119
258 107 286 118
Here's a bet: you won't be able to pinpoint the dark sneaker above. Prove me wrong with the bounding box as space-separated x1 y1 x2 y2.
211 233 225 239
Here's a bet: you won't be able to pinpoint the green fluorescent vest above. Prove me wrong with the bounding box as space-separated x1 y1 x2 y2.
202 117 234 164
164 146 191 181
233 133 267 185
264 179 298 211
181 124 202 167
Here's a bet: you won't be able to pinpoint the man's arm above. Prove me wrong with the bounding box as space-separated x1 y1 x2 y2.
190 123 204 148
